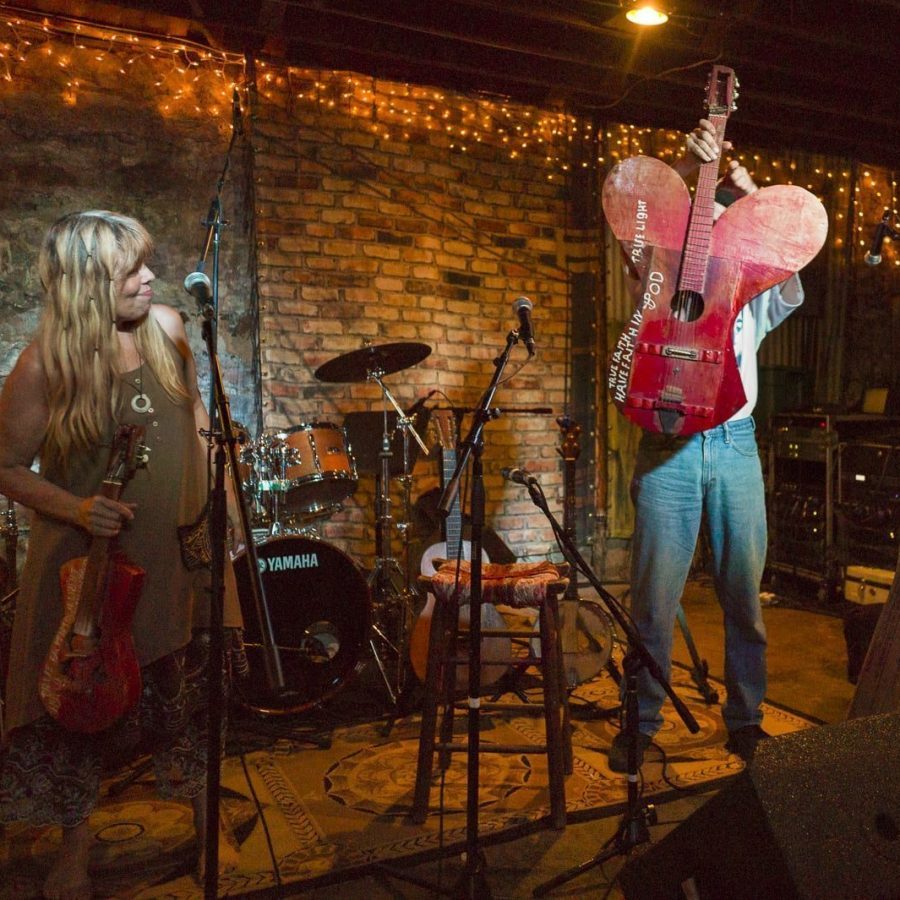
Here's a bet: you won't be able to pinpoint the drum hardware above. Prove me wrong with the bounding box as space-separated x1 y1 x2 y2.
315 341 432 710
235 420 358 539
361 371 428 709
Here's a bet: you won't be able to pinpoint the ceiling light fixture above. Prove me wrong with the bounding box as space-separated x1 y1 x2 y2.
624 1 670 26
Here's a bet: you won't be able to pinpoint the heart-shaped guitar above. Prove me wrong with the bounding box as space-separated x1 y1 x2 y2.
602 65 828 435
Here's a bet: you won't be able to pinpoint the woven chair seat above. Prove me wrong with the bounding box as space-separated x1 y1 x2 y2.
428 559 568 609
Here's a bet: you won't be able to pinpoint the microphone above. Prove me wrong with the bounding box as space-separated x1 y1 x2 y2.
501 466 538 486
232 87 243 136
864 222 888 266
865 209 900 266
512 296 535 356
183 270 212 305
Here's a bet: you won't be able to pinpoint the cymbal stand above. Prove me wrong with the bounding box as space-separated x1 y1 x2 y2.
367 370 428 707
394 422 418 603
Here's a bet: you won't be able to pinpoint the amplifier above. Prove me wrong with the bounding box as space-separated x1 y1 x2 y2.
839 441 900 497
771 413 900 463
843 565 895 605
771 427 834 462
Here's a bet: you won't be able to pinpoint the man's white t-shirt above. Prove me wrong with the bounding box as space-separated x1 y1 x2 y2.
729 274 804 422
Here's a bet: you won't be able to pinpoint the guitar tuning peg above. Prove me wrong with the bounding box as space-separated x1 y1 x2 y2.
137 444 151 467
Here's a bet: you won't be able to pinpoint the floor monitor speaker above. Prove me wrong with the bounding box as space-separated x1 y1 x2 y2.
619 713 900 899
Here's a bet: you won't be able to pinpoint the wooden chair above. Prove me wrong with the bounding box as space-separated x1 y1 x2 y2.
411 558 572 829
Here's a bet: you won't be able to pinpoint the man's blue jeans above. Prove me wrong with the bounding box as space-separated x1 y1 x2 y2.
629 416 768 735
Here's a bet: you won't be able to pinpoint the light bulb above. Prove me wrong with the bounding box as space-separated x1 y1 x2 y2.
625 2 670 26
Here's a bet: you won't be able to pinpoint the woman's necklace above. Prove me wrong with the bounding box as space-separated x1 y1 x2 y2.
128 354 153 415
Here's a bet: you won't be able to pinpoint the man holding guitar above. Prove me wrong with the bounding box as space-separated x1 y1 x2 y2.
0 211 243 897
608 117 810 772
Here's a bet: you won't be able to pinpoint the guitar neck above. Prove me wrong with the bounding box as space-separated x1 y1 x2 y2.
442 449 463 558
563 461 576 540
562 456 578 599
72 477 124 637
678 111 728 294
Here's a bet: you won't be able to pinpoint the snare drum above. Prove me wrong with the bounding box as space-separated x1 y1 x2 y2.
280 422 358 518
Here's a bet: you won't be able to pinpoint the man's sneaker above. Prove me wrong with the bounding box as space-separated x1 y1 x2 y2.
725 724 770 763
608 730 653 773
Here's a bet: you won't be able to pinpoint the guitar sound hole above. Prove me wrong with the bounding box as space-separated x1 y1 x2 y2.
671 290 704 322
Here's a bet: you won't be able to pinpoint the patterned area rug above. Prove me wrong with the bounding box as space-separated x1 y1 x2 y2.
1 663 815 898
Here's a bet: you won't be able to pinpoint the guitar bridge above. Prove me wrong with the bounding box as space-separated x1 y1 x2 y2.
664 346 700 360
637 342 724 364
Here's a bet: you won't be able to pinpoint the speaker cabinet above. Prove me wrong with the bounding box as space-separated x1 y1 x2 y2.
619 714 900 899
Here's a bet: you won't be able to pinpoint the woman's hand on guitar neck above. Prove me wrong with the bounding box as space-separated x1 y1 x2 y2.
76 495 136 537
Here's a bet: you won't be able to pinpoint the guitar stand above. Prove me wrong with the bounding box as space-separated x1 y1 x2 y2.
619 579 718 707
676 605 719 705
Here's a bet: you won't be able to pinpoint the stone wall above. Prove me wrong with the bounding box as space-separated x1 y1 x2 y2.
0 38 258 426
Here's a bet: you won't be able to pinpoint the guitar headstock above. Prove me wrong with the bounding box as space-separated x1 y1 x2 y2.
704 65 738 118
107 424 148 487
428 408 458 454
556 415 581 463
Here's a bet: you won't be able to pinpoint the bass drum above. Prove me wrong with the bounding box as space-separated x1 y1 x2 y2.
232 536 371 715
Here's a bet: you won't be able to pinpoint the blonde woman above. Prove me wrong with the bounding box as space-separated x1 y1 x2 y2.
0 211 241 898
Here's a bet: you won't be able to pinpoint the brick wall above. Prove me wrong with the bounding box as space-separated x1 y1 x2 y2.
249 70 594 568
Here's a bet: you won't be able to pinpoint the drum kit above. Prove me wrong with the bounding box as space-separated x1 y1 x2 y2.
232 340 433 716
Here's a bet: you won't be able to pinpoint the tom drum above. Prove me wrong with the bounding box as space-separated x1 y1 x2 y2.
280 422 357 518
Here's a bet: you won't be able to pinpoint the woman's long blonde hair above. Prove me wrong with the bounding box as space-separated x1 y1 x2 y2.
37 210 189 471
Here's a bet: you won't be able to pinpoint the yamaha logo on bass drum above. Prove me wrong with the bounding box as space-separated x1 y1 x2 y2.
258 551 320 573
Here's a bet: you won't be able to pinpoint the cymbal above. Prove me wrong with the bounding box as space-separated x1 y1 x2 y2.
314 342 432 383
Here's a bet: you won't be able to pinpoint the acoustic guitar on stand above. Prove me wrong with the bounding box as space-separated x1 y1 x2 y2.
408 408 508 686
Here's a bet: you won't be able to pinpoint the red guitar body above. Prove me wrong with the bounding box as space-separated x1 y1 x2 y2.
39 425 147 733
41 553 145 733
603 67 828 435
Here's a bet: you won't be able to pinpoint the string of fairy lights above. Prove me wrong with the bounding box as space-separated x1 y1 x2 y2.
0 9 896 267
0 10 245 118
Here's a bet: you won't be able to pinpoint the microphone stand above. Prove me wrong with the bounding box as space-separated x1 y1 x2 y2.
435 324 525 899
189 105 288 897
196 299 288 897
193 93 242 415
520 477 700 898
